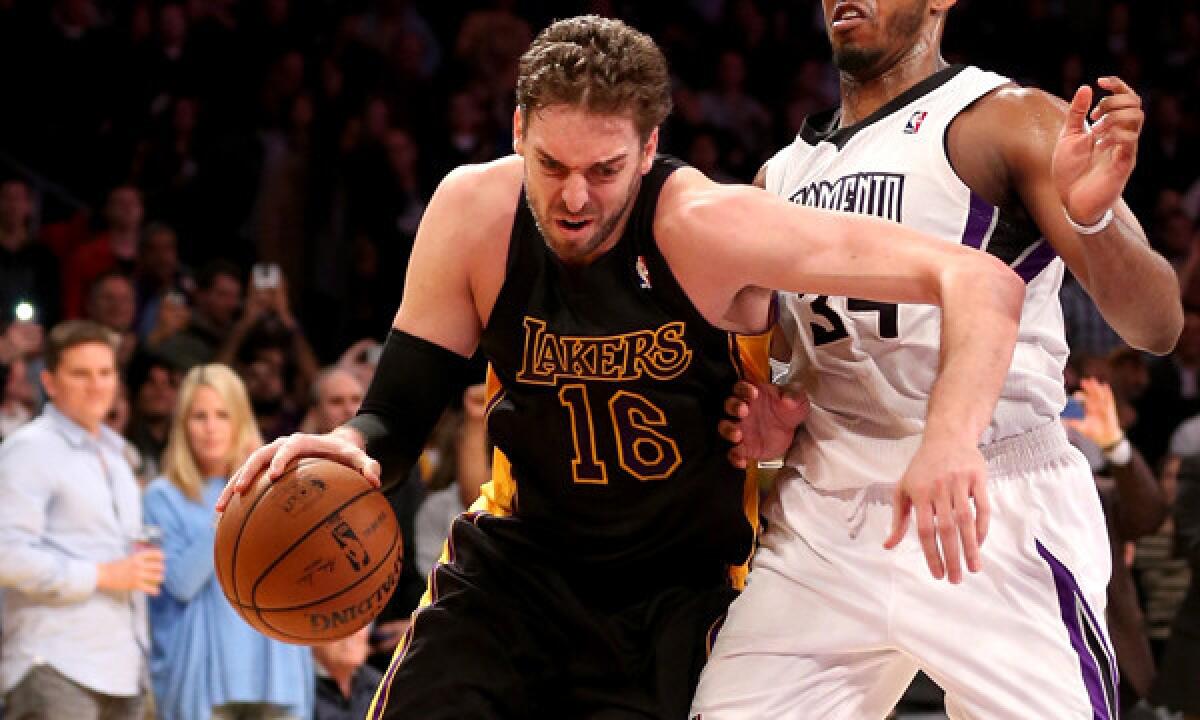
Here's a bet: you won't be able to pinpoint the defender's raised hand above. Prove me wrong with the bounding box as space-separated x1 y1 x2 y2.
1053 77 1143 227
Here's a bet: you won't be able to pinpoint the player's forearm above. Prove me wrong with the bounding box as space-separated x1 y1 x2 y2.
1076 207 1182 355
923 262 1023 446
343 329 473 491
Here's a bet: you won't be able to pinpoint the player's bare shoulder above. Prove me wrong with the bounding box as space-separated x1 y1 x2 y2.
431 155 524 251
948 83 1068 201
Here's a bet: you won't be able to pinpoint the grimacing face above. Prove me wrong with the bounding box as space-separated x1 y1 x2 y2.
515 104 657 265
822 0 938 78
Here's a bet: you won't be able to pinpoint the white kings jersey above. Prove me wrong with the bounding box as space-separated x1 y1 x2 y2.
767 65 1070 492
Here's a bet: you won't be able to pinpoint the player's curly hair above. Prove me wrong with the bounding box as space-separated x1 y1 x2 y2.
516 15 672 141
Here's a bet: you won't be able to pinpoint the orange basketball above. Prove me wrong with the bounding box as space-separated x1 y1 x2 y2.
214 458 402 644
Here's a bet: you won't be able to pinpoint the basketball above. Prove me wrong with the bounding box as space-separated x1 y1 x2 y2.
214 458 402 644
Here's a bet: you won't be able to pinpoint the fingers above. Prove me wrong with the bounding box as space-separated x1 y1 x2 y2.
973 477 991 546
723 381 757 418
726 447 748 470
217 443 274 512
1063 85 1092 136
915 501 945 581
718 418 743 444
361 456 382 488
723 396 749 419
934 490 962 583
266 435 304 480
1096 75 1139 102
953 480 981 575
1090 95 1142 124
779 385 812 423
883 488 912 550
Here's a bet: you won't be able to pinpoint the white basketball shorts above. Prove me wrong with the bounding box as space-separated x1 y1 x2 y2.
691 421 1117 719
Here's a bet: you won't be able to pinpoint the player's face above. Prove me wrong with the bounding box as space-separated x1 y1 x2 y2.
186 385 235 476
516 105 657 265
822 0 936 78
41 342 119 434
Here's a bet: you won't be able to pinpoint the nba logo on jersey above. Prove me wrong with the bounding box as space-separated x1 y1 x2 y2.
635 255 652 289
904 110 928 134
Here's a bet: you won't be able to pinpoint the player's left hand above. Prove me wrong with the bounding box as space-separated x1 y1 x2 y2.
883 440 990 584
1052 76 1143 226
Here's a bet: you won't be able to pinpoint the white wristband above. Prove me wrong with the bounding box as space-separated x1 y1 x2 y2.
1064 207 1114 235
1103 437 1132 466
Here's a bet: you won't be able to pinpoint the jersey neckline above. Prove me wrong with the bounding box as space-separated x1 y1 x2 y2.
799 63 967 150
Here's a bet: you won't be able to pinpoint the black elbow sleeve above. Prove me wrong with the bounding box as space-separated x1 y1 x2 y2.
345 329 477 491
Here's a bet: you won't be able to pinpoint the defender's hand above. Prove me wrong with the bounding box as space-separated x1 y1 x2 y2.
215 430 381 513
1053 77 1142 226
718 380 810 469
883 441 991 584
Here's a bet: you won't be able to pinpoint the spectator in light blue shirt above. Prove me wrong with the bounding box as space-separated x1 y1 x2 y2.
144 363 313 720
0 320 165 720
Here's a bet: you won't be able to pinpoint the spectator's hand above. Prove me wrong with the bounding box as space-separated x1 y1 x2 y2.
717 380 810 469
269 275 297 331
369 618 411 654
338 338 381 388
241 285 272 327
883 439 990 584
1064 377 1123 448
0 321 44 361
1053 77 1142 226
97 547 165 596
216 429 381 513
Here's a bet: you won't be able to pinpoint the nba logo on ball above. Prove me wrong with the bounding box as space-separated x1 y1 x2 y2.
904 111 928 134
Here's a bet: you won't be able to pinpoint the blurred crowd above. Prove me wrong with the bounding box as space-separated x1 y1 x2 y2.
0 0 1199 718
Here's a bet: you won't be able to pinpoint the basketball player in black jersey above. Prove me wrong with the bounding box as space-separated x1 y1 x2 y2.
217 15 1025 719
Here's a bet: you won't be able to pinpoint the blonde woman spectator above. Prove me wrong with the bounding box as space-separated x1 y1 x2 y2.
143 364 312 720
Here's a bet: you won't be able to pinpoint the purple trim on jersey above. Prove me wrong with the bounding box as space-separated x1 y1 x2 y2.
960 191 995 250
1036 539 1118 720
1014 239 1058 283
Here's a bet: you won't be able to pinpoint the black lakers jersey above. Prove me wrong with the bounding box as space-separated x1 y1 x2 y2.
476 156 768 593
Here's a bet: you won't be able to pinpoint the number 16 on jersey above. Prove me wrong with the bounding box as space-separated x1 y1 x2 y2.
558 384 682 484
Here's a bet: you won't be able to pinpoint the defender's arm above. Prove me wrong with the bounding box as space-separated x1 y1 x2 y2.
996 81 1182 354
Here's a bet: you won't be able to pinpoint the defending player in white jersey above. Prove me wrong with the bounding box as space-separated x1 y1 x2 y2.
691 1 1182 719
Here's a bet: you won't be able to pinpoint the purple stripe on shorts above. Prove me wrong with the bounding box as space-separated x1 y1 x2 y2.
960 191 995 250
1036 539 1117 720
1013 239 1058 283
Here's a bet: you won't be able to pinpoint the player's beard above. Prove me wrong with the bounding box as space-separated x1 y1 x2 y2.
528 172 641 264
832 0 927 78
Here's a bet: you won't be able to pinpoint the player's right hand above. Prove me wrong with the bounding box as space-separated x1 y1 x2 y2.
215 430 382 513
718 380 810 468
98 548 166 595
